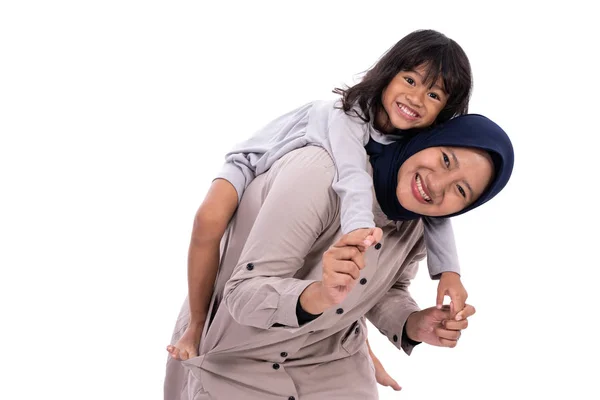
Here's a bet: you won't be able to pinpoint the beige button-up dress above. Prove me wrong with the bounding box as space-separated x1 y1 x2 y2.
165 146 426 400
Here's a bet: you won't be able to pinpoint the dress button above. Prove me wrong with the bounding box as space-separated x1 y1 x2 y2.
272 363 280 370
288 397 296 400
280 352 288 358
336 308 344 314
360 278 367 285
393 334 398 342
355 327 360 334
246 263 254 271
374 243 382 250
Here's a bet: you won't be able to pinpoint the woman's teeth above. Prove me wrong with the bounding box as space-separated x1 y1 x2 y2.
416 175 431 202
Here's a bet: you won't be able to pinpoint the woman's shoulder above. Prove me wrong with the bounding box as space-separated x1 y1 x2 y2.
268 146 336 184
386 219 427 260
260 146 340 227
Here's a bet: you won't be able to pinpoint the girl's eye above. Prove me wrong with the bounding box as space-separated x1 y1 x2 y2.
404 77 415 85
428 92 440 100
442 152 450 168
457 185 466 198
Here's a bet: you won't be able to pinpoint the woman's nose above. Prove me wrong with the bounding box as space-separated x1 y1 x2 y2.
425 172 452 198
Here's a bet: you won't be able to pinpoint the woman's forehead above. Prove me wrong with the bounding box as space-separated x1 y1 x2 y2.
445 146 493 163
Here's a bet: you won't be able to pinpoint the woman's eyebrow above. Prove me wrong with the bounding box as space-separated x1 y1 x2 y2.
448 148 474 198
448 148 460 168
463 179 473 199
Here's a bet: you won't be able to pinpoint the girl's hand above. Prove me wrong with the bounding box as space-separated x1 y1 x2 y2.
436 272 468 317
405 304 476 347
345 227 383 252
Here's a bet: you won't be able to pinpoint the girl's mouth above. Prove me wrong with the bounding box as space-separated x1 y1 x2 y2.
396 102 420 121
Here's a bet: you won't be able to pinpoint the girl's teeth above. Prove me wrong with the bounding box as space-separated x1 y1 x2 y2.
416 175 431 202
399 104 418 117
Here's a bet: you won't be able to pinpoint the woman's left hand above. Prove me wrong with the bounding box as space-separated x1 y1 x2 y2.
405 304 476 348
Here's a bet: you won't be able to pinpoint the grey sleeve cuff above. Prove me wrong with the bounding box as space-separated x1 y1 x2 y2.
224 276 319 332
423 217 461 279
343 219 376 235
214 162 248 202
272 279 318 328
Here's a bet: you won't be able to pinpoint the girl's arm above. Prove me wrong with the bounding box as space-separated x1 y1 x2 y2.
327 108 376 234
422 217 460 279
422 217 468 312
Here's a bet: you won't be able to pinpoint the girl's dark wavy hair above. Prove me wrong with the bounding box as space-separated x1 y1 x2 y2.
334 29 472 131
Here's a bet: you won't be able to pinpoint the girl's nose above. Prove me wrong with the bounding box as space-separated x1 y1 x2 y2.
406 89 425 107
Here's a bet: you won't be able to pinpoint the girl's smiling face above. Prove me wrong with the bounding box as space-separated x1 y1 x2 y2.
396 146 494 216
379 64 448 132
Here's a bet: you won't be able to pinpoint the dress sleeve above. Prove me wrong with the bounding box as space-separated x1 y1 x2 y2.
366 245 426 355
223 147 338 331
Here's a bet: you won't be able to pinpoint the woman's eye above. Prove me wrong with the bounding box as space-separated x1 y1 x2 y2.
404 77 415 85
442 152 450 168
457 185 466 198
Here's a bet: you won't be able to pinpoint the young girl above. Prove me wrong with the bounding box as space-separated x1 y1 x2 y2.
167 29 473 389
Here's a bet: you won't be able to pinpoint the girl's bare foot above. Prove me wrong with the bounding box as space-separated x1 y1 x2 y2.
166 323 203 361
372 353 401 391
366 339 401 391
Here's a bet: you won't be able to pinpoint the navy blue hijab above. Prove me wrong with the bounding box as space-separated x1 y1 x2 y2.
365 114 514 221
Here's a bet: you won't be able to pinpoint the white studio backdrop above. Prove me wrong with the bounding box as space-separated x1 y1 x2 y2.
1 1 598 399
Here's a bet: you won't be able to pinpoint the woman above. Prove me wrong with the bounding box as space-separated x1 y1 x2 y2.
164 114 514 400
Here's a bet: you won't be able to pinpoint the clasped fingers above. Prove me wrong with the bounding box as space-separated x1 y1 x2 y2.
324 245 365 270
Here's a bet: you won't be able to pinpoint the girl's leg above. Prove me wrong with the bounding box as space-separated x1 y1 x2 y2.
167 179 239 360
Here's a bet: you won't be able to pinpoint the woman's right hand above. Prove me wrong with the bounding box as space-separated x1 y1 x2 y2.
300 228 381 314
166 321 204 361
319 240 365 306
320 229 382 305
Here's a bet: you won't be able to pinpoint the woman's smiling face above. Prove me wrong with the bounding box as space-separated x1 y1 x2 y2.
396 146 495 216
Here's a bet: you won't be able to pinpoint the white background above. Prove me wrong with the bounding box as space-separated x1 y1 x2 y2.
1 1 599 399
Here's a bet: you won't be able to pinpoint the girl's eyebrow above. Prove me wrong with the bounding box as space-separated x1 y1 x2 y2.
411 70 446 93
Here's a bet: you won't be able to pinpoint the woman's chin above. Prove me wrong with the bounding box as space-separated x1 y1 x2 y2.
397 195 423 215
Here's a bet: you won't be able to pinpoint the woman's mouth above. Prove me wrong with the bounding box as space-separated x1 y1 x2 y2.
396 102 420 121
412 173 432 203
